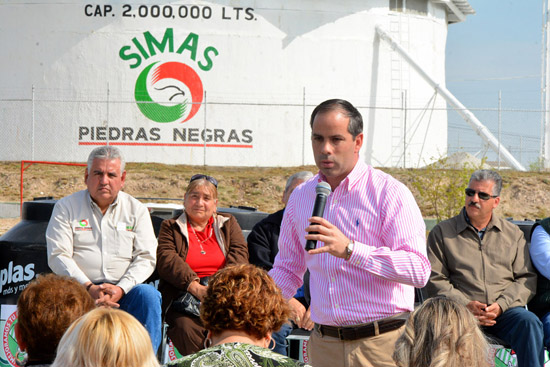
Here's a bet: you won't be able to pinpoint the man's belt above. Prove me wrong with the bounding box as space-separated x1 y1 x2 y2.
314 314 408 341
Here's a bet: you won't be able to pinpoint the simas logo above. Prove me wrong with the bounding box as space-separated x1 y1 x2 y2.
135 61 203 123
2 310 18 367
79 219 88 227
120 28 217 124
81 27 253 147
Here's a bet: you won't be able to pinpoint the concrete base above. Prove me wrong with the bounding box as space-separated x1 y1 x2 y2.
0 203 20 218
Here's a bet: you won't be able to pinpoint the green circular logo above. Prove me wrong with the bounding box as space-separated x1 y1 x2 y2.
135 61 204 123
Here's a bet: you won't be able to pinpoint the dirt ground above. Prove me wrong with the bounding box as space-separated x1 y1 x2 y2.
0 218 19 236
1 161 549 235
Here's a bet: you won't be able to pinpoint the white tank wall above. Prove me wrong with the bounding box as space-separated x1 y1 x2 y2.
370 11 449 167
0 0 449 167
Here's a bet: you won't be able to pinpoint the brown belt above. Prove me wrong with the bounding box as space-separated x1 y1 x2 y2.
314 314 408 341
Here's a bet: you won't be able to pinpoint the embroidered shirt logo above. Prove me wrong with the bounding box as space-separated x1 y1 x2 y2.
75 219 92 232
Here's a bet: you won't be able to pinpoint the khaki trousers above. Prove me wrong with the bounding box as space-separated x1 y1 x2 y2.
308 324 405 367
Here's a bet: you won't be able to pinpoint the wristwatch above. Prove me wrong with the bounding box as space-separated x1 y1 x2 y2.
345 241 355 261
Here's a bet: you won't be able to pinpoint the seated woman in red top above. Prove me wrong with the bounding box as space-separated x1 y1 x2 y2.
156 174 249 355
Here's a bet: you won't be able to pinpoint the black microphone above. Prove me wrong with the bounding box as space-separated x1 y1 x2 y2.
305 182 332 251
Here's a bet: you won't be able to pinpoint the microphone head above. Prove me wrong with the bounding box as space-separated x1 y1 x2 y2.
315 182 332 196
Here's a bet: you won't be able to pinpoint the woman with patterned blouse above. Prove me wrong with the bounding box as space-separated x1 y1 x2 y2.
165 264 311 367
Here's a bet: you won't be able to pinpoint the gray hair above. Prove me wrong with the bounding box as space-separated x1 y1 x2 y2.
469 169 502 196
285 171 314 192
87 146 126 174
310 99 363 138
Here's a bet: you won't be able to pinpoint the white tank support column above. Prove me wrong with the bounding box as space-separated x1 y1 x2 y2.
389 15 410 167
376 25 526 171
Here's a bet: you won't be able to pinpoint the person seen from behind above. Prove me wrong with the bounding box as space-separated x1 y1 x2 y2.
165 264 311 367
14 273 95 367
51 307 160 367
393 297 490 367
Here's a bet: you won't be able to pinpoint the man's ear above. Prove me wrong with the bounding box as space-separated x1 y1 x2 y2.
120 170 127 188
493 196 500 209
354 132 364 154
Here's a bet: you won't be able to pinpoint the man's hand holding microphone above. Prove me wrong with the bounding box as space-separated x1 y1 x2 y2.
305 182 353 259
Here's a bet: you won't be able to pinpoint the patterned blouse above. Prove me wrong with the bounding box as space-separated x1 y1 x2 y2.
164 342 312 367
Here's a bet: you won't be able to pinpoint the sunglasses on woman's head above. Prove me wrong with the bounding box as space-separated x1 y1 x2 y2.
190 174 218 188
465 188 497 201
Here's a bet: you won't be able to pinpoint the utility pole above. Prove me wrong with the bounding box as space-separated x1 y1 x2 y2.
544 0 550 169
498 90 501 170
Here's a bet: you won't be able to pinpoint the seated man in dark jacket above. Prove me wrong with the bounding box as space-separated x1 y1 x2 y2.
248 171 313 355
427 169 543 367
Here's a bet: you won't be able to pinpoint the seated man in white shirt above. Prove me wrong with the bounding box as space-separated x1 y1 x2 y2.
46 146 162 352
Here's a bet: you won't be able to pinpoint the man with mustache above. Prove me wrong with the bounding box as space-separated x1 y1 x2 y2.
427 169 543 367
46 146 162 353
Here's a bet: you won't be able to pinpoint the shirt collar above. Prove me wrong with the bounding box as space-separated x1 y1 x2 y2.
463 209 487 239
317 159 367 192
86 190 119 212
459 206 502 237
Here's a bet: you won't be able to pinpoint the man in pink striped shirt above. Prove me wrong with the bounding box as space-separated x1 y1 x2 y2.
269 99 430 367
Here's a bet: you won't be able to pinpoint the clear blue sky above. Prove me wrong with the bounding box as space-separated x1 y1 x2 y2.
445 0 543 167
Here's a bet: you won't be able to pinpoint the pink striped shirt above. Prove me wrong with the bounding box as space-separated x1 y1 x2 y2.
269 160 430 326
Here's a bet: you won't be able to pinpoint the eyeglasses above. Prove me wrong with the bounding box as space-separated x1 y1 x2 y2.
190 174 218 188
465 188 497 201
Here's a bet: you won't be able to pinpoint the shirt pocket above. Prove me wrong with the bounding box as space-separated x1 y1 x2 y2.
112 230 135 260
483 235 515 277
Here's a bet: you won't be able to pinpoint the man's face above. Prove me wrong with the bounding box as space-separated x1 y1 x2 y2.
311 109 363 189
465 179 500 224
85 158 126 210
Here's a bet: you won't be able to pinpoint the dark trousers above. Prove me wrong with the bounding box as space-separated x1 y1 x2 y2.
166 307 208 356
272 322 293 356
484 306 545 367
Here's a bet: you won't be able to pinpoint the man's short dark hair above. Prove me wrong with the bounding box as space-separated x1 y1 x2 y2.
469 169 503 196
310 99 363 138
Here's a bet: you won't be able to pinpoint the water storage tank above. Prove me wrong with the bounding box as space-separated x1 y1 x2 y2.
0 0 473 168
0 200 55 305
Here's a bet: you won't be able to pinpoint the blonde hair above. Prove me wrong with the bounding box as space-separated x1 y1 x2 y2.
51 308 159 367
393 297 490 367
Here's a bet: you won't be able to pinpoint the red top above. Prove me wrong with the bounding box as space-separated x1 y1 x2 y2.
186 217 226 277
